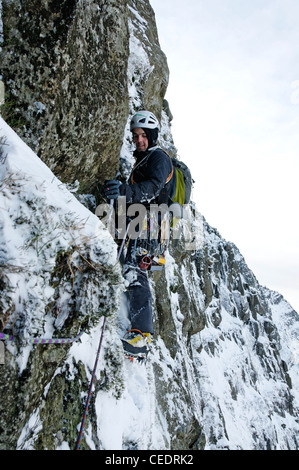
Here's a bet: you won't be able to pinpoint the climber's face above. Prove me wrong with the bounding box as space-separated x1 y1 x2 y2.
132 128 148 152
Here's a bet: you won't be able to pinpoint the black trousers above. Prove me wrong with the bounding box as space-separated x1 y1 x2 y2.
122 239 154 335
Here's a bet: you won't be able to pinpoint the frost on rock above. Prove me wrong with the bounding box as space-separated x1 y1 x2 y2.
0 117 120 342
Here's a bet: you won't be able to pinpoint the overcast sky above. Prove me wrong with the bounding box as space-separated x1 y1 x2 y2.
150 0 299 313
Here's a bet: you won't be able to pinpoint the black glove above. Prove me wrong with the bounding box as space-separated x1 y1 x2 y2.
104 179 121 200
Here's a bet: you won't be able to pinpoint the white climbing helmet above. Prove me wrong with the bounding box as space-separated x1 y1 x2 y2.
130 110 160 131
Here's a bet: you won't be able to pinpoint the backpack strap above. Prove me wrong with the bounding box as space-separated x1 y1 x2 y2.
157 147 174 185
165 164 174 184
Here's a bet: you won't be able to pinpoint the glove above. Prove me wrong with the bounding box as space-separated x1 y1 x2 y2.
104 179 121 200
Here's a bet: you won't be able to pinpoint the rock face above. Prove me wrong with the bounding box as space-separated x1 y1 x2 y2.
1 0 299 451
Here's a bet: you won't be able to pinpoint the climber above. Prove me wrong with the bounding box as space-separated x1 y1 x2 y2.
104 110 176 357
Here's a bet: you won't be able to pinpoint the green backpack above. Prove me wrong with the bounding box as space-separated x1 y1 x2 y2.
171 158 193 206
157 147 193 207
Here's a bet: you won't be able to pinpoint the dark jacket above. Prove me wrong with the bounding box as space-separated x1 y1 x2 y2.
119 147 176 206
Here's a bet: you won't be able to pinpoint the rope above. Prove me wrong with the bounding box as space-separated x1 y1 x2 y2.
0 333 14 341
75 316 106 450
0 331 84 344
31 331 84 344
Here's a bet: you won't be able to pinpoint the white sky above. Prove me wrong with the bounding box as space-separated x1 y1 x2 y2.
150 0 299 313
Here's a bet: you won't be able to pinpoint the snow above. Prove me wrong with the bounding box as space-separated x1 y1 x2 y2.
69 314 170 450
0 118 115 261
17 408 43 449
95 363 157 450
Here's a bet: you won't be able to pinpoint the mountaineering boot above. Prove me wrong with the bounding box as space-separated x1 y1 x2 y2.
121 329 151 362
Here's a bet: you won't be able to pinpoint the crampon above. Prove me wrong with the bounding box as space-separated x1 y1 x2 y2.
121 329 151 364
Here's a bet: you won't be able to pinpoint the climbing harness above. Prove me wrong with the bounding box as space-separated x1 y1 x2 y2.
75 316 106 450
